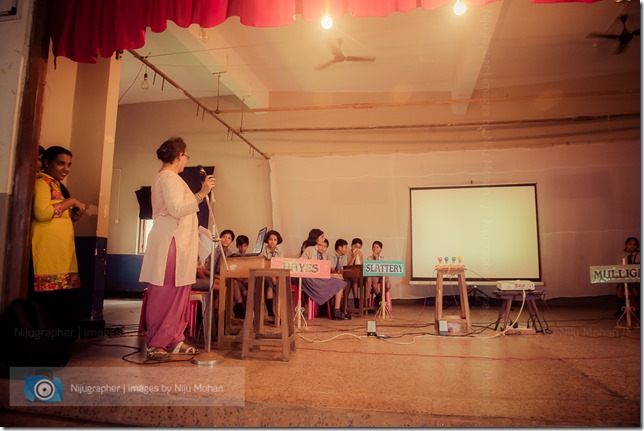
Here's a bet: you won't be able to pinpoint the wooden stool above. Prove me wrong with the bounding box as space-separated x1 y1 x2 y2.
493 290 546 333
242 268 296 361
435 266 472 334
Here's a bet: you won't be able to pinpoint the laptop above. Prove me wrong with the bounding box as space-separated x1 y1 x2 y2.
229 227 267 257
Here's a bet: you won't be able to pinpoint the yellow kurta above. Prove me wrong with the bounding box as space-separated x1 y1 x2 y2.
31 173 80 292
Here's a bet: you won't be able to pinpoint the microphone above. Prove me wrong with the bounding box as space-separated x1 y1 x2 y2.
197 165 214 201
197 165 207 181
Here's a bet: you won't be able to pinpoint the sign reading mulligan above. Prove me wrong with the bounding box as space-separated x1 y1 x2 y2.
363 260 406 277
589 265 640 284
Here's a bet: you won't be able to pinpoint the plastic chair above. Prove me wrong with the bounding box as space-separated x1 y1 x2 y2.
290 284 301 317
307 297 332 320
289 284 331 320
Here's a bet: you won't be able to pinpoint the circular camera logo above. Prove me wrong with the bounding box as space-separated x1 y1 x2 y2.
34 379 56 401
24 375 64 403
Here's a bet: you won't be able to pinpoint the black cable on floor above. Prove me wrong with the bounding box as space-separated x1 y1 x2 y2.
89 336 197 365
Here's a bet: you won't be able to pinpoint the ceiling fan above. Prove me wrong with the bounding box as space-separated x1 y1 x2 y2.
315 38 376 70
586 14 640 54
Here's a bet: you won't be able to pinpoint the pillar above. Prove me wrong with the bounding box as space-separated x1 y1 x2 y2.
64 55 120 334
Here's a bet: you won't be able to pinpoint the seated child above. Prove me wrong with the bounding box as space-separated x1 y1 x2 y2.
236 235 249 255
211 229 235 291
347 237 364 309
195 257 211 291
615 236 640 317
263 230 283 318
300 228 350 320
192 257 219 323
365 240 391 308
232 235 250 318
330 239 348 274
320 238 330 257
331 239 351 316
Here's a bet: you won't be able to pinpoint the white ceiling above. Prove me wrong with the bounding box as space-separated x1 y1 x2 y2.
116 0 641 154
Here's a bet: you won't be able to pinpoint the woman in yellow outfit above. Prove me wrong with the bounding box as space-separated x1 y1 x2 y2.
30 146 86 352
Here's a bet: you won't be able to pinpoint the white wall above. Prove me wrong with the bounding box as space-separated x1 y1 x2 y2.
0 0 33 304
0 0 33 195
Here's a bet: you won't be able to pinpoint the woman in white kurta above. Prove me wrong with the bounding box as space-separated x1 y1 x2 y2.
139 137 215 360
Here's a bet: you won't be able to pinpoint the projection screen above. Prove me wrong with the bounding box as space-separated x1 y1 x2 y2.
410 184 541 281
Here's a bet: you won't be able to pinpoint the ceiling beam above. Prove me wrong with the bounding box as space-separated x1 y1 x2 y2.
128 49 269 160
166 23 269 111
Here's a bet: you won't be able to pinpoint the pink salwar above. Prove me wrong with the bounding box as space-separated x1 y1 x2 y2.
145 238 192 350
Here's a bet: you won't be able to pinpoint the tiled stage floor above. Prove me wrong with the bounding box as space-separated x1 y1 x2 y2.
0 295 640 427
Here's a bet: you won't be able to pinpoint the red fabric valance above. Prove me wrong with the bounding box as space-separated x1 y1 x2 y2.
48 0 601 64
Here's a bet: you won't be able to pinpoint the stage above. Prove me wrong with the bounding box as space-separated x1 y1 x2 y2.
0 296 640 427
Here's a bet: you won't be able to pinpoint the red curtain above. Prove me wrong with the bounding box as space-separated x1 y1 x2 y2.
532 0 600 3
48 0 601 64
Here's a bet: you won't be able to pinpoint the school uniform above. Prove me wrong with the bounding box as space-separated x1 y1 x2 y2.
301 246 346 305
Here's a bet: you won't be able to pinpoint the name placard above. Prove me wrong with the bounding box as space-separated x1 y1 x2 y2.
270 257 330 279
363 260 406 276
589 265 640 284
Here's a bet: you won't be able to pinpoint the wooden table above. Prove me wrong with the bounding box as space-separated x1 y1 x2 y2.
241 268 295 361
493 290 546 333
216 255 269 349
342 264 367 316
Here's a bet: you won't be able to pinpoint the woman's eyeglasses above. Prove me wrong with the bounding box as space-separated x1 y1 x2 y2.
182 153 190 160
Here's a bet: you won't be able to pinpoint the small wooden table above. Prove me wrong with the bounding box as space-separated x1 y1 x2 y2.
241 268 295 361
493 290 546 333
342 264 367 316
216 255 269 349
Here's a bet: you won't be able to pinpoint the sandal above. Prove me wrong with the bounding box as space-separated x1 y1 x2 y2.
147 347 170 360
168 341 197 355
